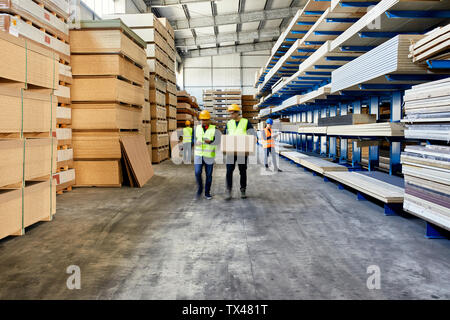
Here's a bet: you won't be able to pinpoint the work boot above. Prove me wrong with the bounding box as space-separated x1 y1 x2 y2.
240 188 247 199
277 169 283 172
225 189 232 200
205 194 212 200
195 192 202 200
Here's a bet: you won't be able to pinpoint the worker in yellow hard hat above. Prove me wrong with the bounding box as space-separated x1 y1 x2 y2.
224 103 256 200
182 120 193 163
194 110 218 200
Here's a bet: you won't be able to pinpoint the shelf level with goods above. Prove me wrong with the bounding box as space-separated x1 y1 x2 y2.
255 0 450 238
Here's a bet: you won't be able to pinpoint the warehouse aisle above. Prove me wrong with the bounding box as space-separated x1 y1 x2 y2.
0 158 449 300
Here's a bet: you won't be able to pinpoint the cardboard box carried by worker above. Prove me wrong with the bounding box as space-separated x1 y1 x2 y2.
220 135 257 155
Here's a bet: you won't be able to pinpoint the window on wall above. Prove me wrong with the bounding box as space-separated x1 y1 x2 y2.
82 0 114 17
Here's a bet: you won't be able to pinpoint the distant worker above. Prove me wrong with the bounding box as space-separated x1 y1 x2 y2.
194 110 217 200
224 104 255 200
262 118 282 172
182 120 193 163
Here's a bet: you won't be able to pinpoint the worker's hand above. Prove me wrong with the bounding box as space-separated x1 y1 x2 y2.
196 141 202 145
204 138 211 144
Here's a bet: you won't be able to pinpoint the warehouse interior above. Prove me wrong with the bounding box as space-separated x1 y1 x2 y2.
0 0 449 301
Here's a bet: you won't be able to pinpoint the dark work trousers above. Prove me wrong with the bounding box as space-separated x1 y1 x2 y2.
226 155 248 191
195 156 214 196
183 142 192 164
264 147 279 170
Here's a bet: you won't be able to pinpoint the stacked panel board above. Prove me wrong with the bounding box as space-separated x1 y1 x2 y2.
202 89 242 132
0 0 74 193
105 14 177 164
242 95 259 127
401 78 450 231
70 20 146 186
0 30 58 240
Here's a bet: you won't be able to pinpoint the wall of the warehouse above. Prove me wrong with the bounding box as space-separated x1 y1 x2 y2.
179 50 270 106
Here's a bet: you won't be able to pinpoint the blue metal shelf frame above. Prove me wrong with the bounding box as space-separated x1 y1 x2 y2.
277 89 406 176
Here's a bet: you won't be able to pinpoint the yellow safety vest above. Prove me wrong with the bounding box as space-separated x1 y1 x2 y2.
183 127 192 143
226 118 248 136
195 125 216 158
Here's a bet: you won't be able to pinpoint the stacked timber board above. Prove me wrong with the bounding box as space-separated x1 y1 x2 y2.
0 0 74 193
401 145 450 231
331 35 427 93
0 30 58 240
326 122 405 137
202 90 215 124
70 20 147 186
403 78 450 141
409 24 450 68
177 90 199 128
104 14 176 164
206 89 242 132
325 171 404 204
318 114 376 126
242 95 259 127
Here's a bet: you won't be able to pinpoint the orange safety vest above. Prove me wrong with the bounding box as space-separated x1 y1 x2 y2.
263 127 274 149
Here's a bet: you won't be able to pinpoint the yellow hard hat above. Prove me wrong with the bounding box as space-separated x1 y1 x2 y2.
199 110 211 120
185 120 191 126
228 104 241 112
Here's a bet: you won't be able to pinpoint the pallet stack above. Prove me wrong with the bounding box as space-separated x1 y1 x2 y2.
202 89 242 132
401 145 449 232
242 95 259 128
177 90 199 127
105 14 177 164
401 77 450 230
166 82 178 138
0 0 74 193
159 17 178 145
202 90 215 120
70 20 146 187
176 92 196 129
107 13 176 163
0 30 57 240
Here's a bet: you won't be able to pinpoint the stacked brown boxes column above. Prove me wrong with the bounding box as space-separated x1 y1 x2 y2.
0 0 74 193
70 20 147 187
105 14 174 164
0 30 58 240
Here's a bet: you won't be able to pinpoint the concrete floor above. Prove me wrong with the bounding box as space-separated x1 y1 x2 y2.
0 157 449 300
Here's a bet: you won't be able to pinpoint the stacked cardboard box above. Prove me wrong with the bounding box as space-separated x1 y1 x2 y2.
0 0 74 193
0 30 57 240
242 95 260 127
105 14 175 163
70 20 146 187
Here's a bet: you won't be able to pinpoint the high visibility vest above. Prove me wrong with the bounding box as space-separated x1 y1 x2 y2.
195 125 216 158
263 127 274 149
183 127 192 143
226 118 248 136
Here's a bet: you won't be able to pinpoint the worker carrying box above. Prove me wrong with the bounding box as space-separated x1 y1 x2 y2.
222 104 257 200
